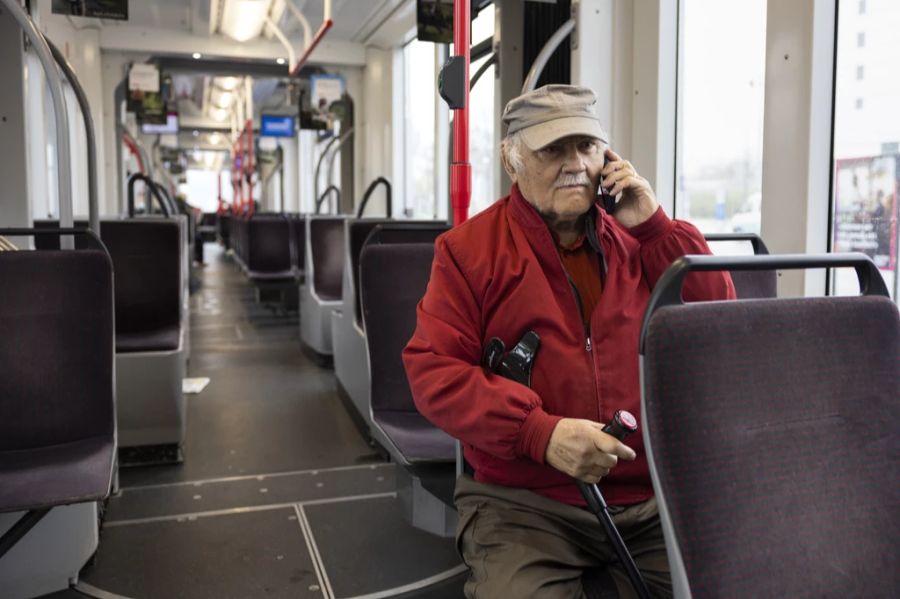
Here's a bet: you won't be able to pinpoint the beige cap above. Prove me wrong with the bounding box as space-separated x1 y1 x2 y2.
502 84 607 150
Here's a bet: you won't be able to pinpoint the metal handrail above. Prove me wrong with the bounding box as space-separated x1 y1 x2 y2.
316 185 340 215
313 134 342 206
127 173 171 217
356 177 392 218
703 233 770 256
44 36 99 235
153 181 179 216
326 127 355 206
470 53 497 90
522 18 576 93
1 0 73 246
639 252 890 354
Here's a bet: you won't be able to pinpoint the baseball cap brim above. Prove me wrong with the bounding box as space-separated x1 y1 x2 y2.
519 116 607 150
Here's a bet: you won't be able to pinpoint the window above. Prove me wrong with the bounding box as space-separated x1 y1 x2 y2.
402 39 437 218
830 0 900 301
856 64 865 79
675 0 767 239
857 31 866 47
468 6 497 216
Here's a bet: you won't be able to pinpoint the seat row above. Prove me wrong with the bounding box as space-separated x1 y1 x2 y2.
33 217 190 451
353 232 899 596
1 213 192 596
227 212 306 286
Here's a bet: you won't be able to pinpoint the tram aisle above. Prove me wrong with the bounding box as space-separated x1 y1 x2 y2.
64 244 465 599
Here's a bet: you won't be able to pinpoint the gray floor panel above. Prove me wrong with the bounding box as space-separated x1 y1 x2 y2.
304 496 464 598
107 464 397 522
65 246 469 599
82 508 323 599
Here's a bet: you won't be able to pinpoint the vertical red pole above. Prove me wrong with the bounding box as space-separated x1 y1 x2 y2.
450 0 471 226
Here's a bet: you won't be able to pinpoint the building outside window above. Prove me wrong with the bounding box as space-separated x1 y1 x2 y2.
402 39 436 218
468 6 497 216
675 0 767 247
830 0 900 301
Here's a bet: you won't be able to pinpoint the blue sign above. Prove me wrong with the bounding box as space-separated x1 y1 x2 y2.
260 114 296 138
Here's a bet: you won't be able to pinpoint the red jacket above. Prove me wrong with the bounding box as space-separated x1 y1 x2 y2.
403 185 736 506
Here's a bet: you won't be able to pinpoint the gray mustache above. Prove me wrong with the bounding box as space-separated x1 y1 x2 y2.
553 173 592 188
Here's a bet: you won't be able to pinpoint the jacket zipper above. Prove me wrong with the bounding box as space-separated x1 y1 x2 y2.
554 211 607 421
565 275 592 353
564 273 601 421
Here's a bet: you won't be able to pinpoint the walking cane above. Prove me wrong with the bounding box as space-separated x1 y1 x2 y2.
483 333 652 599
578 410 652 599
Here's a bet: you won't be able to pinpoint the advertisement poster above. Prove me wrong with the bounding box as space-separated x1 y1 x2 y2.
833 154 899 271
52 0 128 20
417 0 453 43
128 65 169 126
300 74 346 131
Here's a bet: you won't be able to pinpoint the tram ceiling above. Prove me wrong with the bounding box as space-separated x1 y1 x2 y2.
98 26 366 66
90 0 394 66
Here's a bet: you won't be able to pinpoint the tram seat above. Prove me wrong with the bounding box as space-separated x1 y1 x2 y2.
31 219 91 249
705 233 777 298
289 214 306 283
640 257 900 598
101 219 187 449
198 212 217 242
0 247 115 596
361 242 457 537
244 215 296 283
332 220 450 436
217 213 232 249
300 216 347 360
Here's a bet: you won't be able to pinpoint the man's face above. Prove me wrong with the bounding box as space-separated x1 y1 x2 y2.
513 135 606 228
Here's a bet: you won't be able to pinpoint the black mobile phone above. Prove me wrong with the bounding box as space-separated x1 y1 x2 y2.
599 156 616 214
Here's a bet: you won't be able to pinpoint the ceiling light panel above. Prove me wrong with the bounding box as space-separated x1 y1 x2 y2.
211 89 235 109
220 0 273 42
215 77 242 91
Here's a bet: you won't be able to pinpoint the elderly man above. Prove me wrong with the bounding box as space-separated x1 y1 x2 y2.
403 85 735 598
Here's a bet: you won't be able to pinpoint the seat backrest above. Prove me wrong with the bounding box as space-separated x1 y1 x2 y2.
290 215 306 273
217 213 231 245
100 219 182 335
361 243 435 413
642 296 900 598
31 220 93 250
705 234 777 299
348 220 449 328
247 215 292 274
356 223 449 327
308 217 345 301
0 250 115 451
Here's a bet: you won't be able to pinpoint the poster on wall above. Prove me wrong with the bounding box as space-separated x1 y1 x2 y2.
299 74 346 131
52 0 128 20
417 0 453 43
127 65 170 126
833 154 899 271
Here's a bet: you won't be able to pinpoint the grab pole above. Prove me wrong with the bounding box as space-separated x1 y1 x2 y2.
449 0 471 226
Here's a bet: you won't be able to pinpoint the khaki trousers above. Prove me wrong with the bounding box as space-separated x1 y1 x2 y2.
455 475 672 599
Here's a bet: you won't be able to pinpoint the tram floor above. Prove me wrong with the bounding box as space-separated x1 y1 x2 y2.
54 244 465 599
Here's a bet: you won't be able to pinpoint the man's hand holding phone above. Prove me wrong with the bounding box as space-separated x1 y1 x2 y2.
599 148 659 229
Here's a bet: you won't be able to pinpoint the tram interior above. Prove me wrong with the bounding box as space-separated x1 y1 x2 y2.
0 1 898 598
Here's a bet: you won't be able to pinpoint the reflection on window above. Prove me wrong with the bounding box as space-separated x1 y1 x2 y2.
831 0 900 301
675 0 767 238
468 7 496 216
403 40 436 218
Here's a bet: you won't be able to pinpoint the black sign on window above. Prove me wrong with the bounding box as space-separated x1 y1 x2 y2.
52 1 129 21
